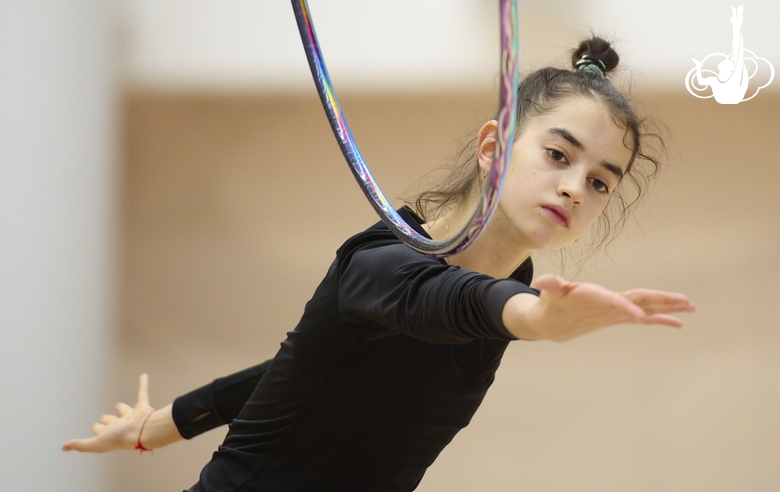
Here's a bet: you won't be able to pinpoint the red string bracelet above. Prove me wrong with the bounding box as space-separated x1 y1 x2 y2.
135 410 156 454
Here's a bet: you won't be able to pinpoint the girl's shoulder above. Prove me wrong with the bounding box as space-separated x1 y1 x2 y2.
334 206 534 286
335 206 436 265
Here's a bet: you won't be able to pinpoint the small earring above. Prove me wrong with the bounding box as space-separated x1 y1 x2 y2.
482 170 488 178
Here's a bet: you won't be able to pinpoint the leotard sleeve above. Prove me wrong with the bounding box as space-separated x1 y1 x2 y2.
337 241 538 344
172 359 272 439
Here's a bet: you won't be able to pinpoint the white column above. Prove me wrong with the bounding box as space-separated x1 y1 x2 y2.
0 1 118 490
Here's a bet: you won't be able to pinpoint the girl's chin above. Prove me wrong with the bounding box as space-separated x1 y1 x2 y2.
525 228 566 250
506 221 574 252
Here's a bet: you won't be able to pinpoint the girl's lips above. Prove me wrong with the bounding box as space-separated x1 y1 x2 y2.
541 205 571 227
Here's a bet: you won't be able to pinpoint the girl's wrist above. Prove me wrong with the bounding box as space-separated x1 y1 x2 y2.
136 404 182 450
502 292 540 340
135 410 156 452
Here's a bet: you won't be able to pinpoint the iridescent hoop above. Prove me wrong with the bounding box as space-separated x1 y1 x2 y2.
291 0 519 257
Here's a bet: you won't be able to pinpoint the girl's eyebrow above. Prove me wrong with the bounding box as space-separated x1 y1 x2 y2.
545 127 624 180
546 127 584 151
602 162 624 180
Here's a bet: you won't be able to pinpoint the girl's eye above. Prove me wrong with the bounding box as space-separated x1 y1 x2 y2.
590 178 610 194
547 149 566 163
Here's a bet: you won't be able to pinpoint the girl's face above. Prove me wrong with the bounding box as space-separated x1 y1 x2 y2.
481 96 634 251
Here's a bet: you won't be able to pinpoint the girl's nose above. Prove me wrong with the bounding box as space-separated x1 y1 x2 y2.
557 177 585 206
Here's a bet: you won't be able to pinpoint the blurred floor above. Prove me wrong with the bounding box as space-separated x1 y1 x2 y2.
114 91 780 491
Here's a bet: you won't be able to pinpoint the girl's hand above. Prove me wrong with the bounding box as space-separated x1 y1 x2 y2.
62 374 156 453
505 274 695 342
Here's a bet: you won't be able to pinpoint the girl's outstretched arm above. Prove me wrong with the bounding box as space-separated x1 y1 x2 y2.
502 274 695 342
61 374 183 453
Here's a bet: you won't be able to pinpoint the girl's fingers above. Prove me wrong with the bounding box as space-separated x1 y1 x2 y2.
61 439 78 451
138 373 150 407
622 288 689 303
622 290 695 314
626 297 694 315
63 375 156 454
530 273 567 292
640 303 695 315
62 437 101 453
116 402 133 416
609 295 647 320
91 423 106 436
639 313 684 328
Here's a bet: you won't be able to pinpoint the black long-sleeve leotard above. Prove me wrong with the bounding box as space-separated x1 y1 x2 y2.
173 207 538 492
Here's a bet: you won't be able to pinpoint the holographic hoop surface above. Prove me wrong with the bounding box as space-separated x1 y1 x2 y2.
292 0 519 256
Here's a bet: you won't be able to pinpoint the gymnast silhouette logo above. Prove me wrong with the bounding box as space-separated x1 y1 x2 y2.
685 5 774 104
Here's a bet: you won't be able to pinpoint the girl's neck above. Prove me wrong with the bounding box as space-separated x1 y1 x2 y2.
423 196 532 279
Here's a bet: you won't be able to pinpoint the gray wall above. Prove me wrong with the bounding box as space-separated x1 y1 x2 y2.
0 1 118 490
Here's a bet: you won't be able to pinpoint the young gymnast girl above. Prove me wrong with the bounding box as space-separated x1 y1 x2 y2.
63 37 695 491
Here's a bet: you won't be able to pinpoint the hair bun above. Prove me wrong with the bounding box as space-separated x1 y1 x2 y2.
571 37 620 75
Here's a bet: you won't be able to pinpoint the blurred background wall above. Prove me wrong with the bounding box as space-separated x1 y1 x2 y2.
4 1 780 491
0 1 118 491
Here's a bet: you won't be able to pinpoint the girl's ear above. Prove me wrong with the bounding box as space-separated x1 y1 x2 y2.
476 120 498 175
